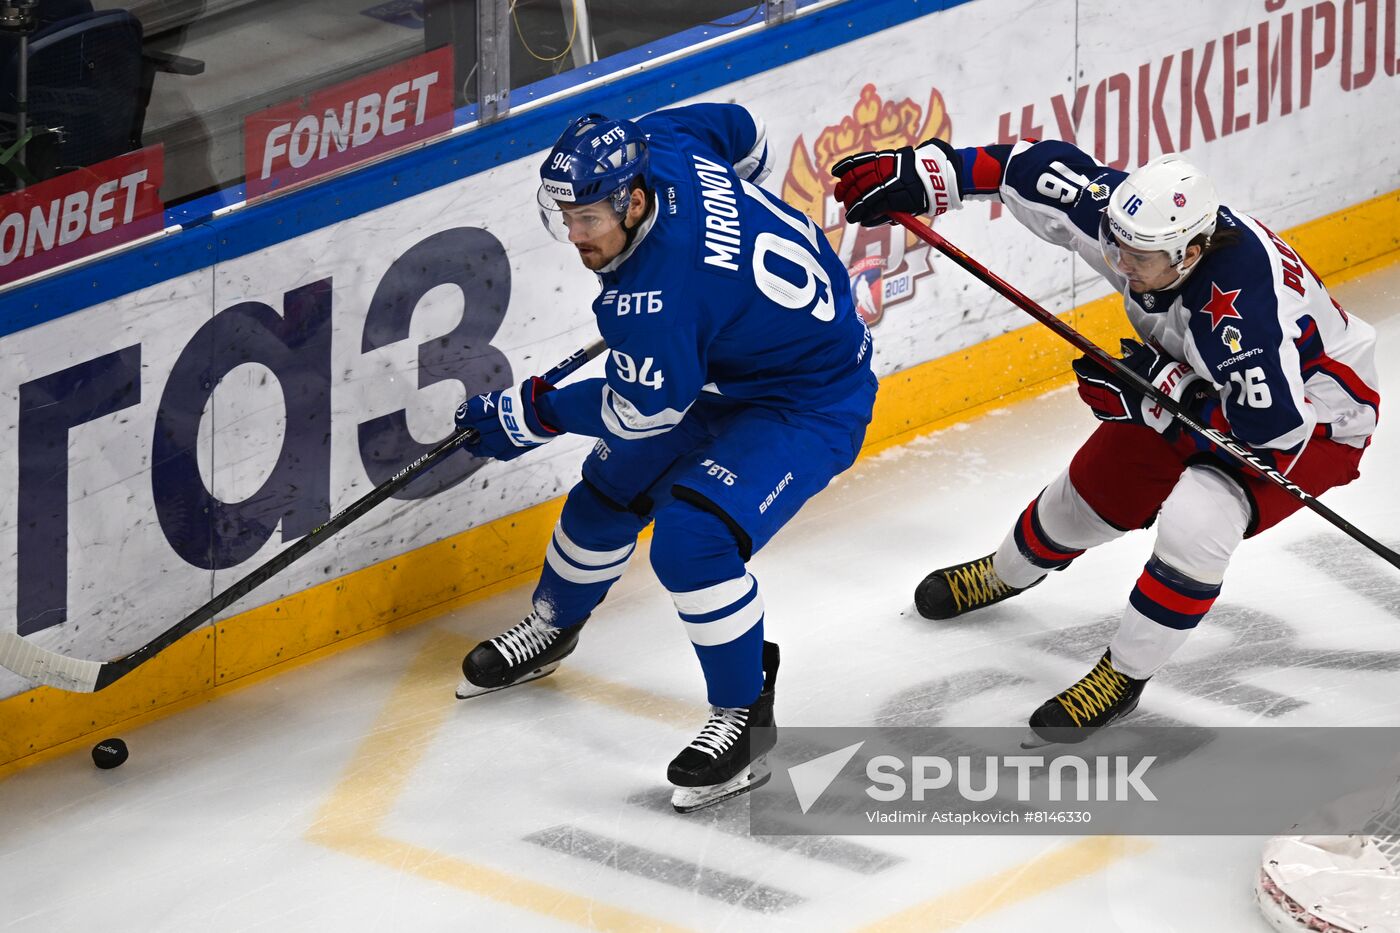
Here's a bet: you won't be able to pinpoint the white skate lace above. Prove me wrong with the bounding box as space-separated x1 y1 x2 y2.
490 614 559 667
688 706 749 759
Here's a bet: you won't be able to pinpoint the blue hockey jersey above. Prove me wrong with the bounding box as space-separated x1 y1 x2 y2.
948 139 1379 453
541 103 874 442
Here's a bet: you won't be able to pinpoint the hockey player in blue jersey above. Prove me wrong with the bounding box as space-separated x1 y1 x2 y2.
833 137 1378 745
453 105 876 810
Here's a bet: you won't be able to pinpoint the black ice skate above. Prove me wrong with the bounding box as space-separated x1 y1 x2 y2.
914 553 1037 620
668 640 780 813
455 613 585 699
1023 650 1148 747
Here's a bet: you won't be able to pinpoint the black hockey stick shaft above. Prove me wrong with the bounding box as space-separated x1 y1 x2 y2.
890 212 1400 571
0 340 605 693
92 339 606 689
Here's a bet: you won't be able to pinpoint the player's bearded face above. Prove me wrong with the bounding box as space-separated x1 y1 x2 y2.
561 202 629 270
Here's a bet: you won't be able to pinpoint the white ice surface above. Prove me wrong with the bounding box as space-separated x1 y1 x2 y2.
2 261 1398 933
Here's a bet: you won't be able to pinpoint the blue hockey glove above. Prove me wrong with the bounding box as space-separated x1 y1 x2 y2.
455 376 560 462
1072 339 1208 434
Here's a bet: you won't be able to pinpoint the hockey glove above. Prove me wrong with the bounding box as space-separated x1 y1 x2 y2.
455 376 560 462
1072 340 1209 434
831 138 963 227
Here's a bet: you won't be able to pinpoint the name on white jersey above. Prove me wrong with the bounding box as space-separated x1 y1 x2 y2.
1261 224 1309 298
692 154 743 272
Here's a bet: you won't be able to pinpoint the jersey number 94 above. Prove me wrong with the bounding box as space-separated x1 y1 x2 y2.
747 180 836 322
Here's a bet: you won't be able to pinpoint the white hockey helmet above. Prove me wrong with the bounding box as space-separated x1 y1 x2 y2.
1099 155 1220 283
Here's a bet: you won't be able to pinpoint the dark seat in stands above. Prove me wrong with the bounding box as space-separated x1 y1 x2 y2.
35 0 97 25
0 0 202 187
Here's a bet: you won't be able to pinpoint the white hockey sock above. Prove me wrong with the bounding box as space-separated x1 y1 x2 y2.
1109 603 1193 679
993 470 1124 589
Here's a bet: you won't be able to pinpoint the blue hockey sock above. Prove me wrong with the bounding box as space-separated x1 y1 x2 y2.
532 482 646 628
650 501 764 707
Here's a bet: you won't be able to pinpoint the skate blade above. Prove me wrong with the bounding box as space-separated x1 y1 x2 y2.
671 759 772 814
1020 699 1144 748
454 661 561 700
1019 728 1057 750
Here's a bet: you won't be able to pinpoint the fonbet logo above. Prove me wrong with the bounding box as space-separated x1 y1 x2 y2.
781 83 951 326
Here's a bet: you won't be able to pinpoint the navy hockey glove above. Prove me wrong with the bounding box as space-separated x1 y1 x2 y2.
455 377 560 462
831 138 962 227
1072 340 1209 434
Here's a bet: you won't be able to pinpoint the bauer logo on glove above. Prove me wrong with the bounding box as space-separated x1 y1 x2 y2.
1072 339 1208 434
831 138 964 227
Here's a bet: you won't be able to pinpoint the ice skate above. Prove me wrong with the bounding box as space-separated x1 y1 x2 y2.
914 553 1036 620
455 613 585 699
1022 649 1148 747
669 641 780 813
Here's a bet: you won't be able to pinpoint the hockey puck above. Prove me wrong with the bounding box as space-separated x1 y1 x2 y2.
92 738 128 770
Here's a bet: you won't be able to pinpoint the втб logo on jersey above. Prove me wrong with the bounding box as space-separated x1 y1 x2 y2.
601 289 663 316
781 83 950 326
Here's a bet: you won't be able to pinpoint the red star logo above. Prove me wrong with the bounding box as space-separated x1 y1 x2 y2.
1200 282 1243 329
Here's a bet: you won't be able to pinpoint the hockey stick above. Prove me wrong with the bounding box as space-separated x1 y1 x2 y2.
890 211 1400 571
0 339 607 693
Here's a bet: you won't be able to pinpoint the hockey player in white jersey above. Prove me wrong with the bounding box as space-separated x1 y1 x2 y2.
453 105 876 810
832 138 1379 745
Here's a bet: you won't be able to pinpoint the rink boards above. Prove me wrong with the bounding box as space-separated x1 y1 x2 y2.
2 0 1399 767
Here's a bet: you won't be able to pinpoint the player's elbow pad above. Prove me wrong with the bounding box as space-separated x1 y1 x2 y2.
734 116 771 185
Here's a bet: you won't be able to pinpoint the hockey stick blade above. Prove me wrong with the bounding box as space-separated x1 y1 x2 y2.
890 212 1400 572
0 631 104 693
2 339 607 693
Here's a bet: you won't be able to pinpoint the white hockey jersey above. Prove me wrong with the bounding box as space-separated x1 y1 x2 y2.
953 139 1380 453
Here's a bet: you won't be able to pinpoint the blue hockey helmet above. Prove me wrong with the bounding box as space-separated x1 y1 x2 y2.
537 114 649 237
